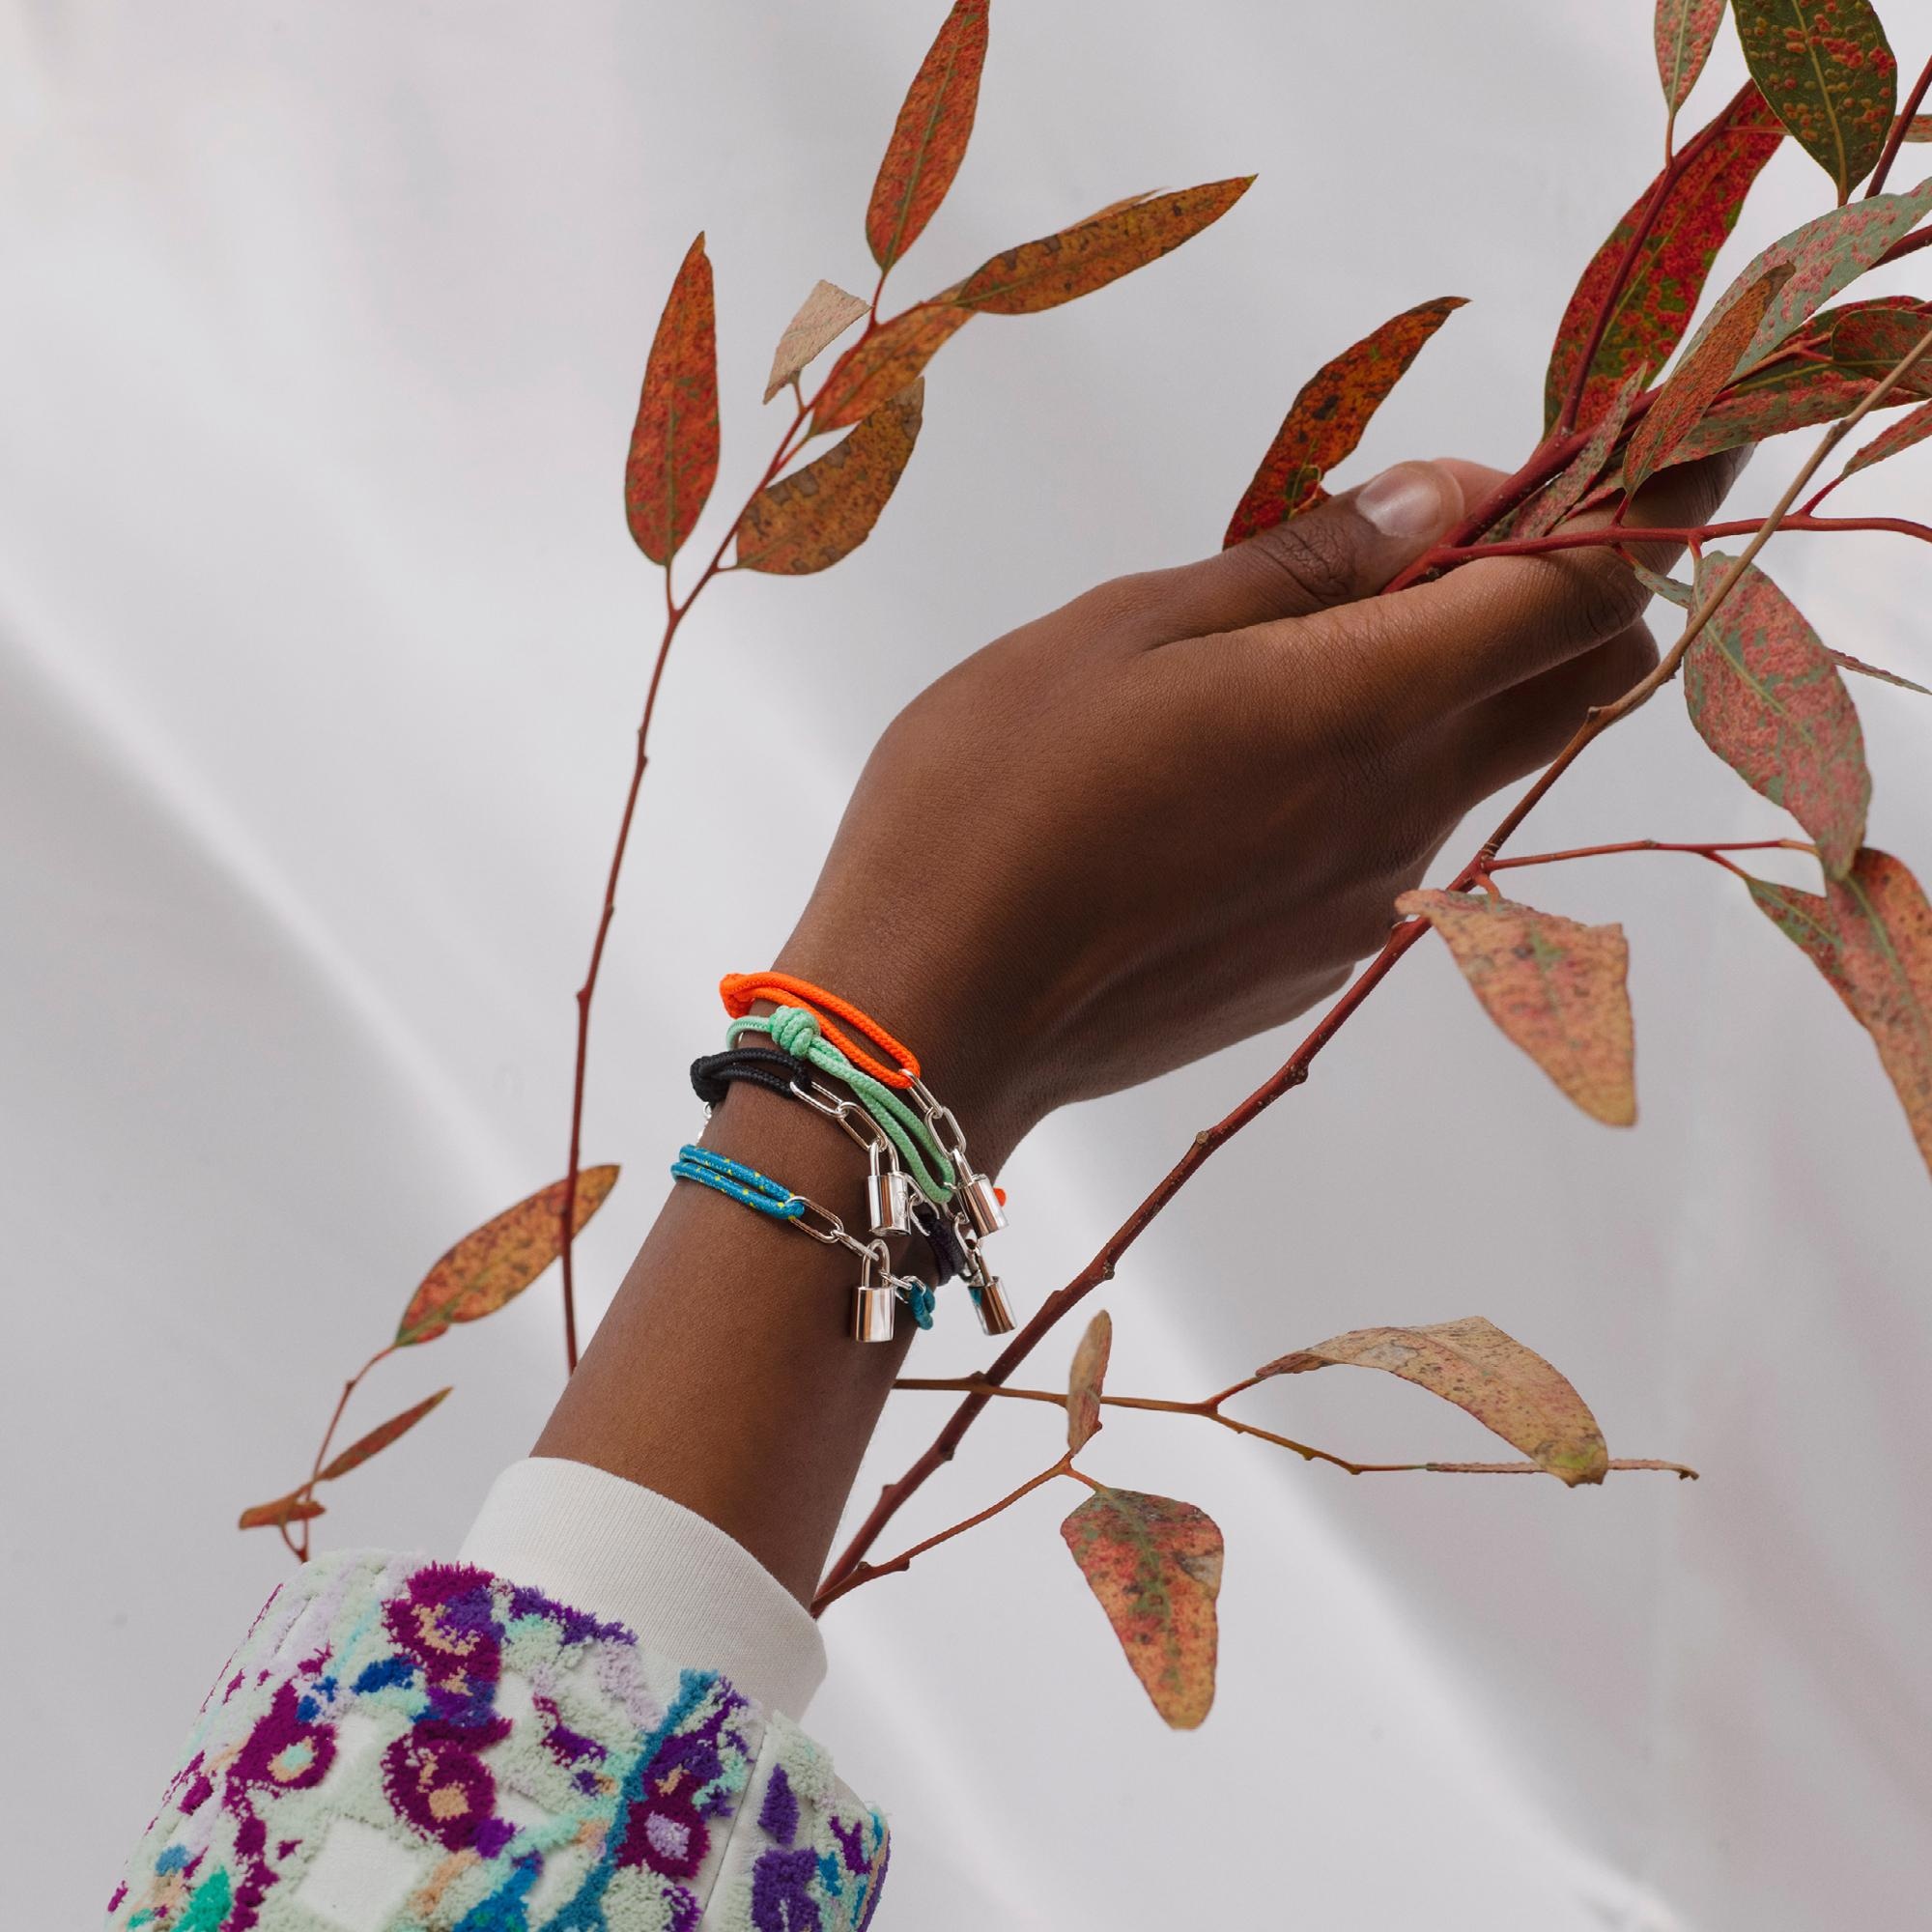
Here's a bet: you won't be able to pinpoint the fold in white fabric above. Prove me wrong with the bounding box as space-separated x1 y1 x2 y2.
459 1456 828 1720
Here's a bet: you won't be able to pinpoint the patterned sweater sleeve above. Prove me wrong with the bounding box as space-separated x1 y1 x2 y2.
102 1549 890 1930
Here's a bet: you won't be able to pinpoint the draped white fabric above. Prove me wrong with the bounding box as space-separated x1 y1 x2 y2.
6 4 1929 1923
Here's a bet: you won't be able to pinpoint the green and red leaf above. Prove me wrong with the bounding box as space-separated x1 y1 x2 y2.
1061 1487 1222 1729
1656 0 1726 114
1256 1317 1609 1486
316 1387 453 1484
813 298 970 433
1830 647 1930 694
953 178 1253 316
238 1493 327 1532
394 1167 621 1347
625 236 719 565
1685 554 1868 875
1066 1310 1112 1453
1837 394 1932 482
1543 88 1784 434
1502 372 1642 540
867 0 989 272
1625 267 1790 490
1732 0 1897 199
765 280 870 403
1398 890 1636 1125
738 382 924 573
1753 850 1932 1178
1223 297 1465 546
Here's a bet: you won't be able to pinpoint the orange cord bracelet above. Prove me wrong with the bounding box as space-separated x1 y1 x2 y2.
718 972 922 1090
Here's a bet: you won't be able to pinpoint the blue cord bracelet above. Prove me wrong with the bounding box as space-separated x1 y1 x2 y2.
669 1144 804 1220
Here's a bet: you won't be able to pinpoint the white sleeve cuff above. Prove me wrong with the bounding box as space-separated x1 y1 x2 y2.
457 1456 828 1720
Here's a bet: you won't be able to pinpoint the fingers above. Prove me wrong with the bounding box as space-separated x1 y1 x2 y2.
1133 461 1468 640
1274 443 1749 733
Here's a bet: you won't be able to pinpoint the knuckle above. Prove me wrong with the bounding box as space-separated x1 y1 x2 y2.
1239 513 1362 615
1562 554 1649 646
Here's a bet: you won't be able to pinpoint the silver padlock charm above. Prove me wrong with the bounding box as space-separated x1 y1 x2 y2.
866 1156 912 1237
851 1276 897 1343
971 1272 1016 1335
960 1168 1007 1237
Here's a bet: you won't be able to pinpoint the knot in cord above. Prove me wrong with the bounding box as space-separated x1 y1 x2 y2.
766 1004 823 1059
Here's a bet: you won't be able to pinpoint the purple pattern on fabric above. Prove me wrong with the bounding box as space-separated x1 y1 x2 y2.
382 1714 512 1853
506 1579 633 1646
230 1682 337 1795
855 1830 891 1932
751 1847 826 1931
384 1564 503 1726
758 1764 799 1846
828 1816 868 1875
535 1691 605 1767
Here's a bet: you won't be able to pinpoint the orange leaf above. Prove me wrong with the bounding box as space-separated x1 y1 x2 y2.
1837 395 1932 485
1399 890 1635 1126
738 382 924 574
624 235 719 564
316 1387 453 1483
866 0 989 272
394 1166 620 1347
1686 555 1868 877
1060 1487 1222 1728
1066 1309 1112 1452
765 280 869 403
1257 1317 1609 1487
1224 297 1465 547
953 178 1254 316
238 1493 326 1531
1624 266 1791 492
813 299 971 434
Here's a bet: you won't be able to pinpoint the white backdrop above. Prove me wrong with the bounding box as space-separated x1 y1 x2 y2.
5 3 1930 1924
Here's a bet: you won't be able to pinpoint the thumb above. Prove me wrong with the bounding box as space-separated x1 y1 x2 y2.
1150 460 1467 639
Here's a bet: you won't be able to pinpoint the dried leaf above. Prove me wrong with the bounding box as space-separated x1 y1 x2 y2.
765 280 869 403
867 0 989 272
1543 89 1784 434
1656 0 1726 114
394 1166 621 1347
1733 0 1898 199
625 235 719 565
1837 394 1932 481
953 178 1254 316
1502 372 1642 540
316 1387 453 1484
738 382 924 573
813 299 970 434
1256 1316 1609 1487
1831 647 1930 694
1398 890 1635 1125
238 1493 327 1532
1686 554 1868 875
1756 851 1932 1178
1223 297 1466 547
1066 1310 1112 1452
1060 1487 1222 1729
1625 267 1790 490
1733 180 1932 368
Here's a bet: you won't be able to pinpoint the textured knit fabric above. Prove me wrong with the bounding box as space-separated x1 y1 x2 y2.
460 1461 828 1721
104 1550 888 1930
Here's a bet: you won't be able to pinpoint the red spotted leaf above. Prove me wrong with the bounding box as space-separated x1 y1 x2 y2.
1686 554 1868 875
1755 851 1932 1178
1830 647 1930 694
814 298 970 433
1656 0 1726 114
1061 1487 1222 1729
953 178 1253 316
238 1493 327 1532
867 0 989 272
1733 0 1897 198
625 236 719 565
738 382 924 573
1544 88 1784 434
1625 267 1790 490
1066 1310 1112 1452
1399 890 1635 1125
1501 372 1642 540
316 1387 453 1484
1256 1317 1609 1486
1223 297 1465 547
395 1166 620 1347
765 280 869 403
1909 116 1932 141
1837 394 1932 482
1636 563 1695 606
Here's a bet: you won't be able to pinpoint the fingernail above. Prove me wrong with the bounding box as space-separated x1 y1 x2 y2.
1354 462 1461 541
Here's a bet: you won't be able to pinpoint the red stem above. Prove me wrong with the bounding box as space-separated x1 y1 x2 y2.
1428 515 1932 565
1868 54 1932 201
295 1342 395 1562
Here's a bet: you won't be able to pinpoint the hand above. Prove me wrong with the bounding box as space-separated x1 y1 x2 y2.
779 450 1739 1168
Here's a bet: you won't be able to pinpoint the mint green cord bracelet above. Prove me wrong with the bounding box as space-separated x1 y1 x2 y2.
726 1005 957 1205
